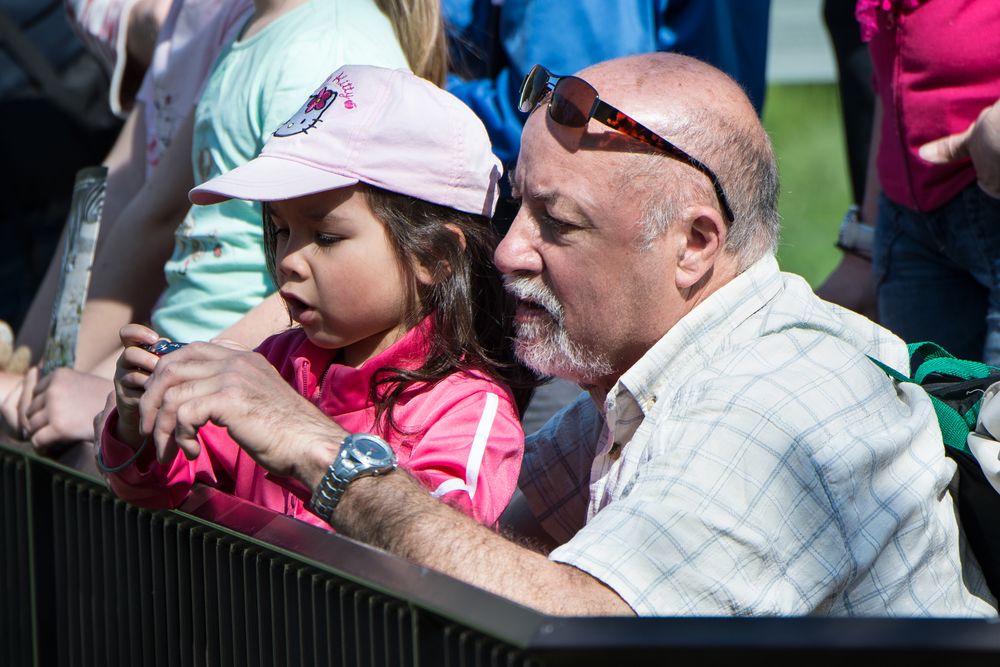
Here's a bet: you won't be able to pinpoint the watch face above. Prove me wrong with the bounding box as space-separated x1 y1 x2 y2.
349 434 395 467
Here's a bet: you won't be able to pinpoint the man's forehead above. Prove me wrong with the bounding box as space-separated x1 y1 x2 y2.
510 155 602 220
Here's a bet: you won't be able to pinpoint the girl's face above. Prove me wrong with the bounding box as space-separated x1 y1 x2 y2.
270 186 414 367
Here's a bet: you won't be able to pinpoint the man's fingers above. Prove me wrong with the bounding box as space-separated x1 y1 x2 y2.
138 352 226 434
919 125 972 164
172 400 205 461
148 374 227 460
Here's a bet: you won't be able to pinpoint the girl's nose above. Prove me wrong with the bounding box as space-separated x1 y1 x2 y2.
277 241 309 281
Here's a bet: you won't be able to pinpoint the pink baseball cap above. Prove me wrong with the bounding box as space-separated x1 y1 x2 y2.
189 65 502 217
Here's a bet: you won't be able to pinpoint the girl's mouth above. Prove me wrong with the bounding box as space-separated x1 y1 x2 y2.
281 292 315 323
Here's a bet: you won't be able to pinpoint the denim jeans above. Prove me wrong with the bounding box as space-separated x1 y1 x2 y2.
874 185 1000 364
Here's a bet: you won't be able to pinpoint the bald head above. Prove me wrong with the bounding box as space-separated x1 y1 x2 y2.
579 52 757 127
528 53 781 268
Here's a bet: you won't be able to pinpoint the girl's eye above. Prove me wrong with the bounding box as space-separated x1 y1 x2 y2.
315 233 342 247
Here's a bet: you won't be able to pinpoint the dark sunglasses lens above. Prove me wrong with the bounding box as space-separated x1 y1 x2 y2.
519 65 550 113
549 77 594 128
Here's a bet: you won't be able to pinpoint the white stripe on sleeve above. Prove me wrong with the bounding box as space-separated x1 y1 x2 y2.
430 392 499 500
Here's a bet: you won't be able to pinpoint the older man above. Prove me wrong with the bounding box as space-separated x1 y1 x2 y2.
117 53 996 617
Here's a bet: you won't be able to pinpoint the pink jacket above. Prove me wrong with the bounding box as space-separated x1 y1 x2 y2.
865 0 1000 211
100 320 524 529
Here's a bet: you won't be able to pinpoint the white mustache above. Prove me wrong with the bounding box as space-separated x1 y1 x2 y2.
503 276 563 323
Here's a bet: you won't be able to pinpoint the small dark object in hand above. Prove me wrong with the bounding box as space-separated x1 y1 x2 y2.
145 339 187 355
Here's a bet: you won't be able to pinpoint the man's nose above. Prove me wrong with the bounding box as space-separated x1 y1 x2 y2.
494 209 543 276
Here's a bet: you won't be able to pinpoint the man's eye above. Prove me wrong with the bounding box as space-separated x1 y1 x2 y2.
540 213 574 232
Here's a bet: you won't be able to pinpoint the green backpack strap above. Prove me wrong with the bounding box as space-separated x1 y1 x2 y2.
907 341 953 360
867 353 974 455
907 341 994 383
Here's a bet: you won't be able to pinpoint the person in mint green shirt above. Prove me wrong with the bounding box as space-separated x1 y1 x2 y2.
152 0 410 342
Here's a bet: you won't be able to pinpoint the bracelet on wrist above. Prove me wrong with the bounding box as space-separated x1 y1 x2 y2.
96 436 150 474
835 205 874 260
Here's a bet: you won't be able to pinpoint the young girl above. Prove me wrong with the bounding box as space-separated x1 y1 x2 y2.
97 65 531 528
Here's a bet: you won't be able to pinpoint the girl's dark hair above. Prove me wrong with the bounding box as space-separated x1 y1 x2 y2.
263 186 536 435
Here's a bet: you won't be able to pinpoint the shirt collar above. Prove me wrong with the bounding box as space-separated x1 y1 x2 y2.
610 254 782 419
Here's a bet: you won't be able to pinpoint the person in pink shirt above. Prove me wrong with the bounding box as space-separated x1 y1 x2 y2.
96 64 531 529
822 0 1000 363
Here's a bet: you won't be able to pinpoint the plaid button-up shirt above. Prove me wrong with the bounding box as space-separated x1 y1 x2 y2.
521 255 997 616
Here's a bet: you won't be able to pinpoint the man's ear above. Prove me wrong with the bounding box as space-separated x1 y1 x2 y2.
414 224 467 286
675 205 727 290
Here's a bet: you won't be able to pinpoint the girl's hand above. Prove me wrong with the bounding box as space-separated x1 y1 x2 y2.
112 324 162 448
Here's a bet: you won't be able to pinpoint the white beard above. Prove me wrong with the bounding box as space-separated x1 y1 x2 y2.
503 275 613 383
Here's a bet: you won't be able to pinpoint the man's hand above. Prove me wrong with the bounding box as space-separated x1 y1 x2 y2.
136 341 343 486
815 252 878 321
919 98 1000 198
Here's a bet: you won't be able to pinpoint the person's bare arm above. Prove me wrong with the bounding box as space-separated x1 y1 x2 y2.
332 472 634 616
15 105 148 362
212 291 291 349
75 110 196 371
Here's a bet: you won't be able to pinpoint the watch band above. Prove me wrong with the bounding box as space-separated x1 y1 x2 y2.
835 205 875 259
309 459 349 524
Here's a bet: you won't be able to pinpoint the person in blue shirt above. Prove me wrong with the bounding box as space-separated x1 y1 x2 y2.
444 0 771 166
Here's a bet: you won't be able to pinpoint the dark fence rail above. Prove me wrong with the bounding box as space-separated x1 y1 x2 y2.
4 438 1000 667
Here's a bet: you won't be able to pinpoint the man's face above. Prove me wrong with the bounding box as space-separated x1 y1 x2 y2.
495 112 683 389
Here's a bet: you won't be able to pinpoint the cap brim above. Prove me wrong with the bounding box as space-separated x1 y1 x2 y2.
189 155 360 205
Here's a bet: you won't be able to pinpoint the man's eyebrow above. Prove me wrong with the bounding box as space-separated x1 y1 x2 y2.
510 164 592 217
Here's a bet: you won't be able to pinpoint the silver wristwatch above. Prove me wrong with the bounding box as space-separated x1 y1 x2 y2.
309 433 397 524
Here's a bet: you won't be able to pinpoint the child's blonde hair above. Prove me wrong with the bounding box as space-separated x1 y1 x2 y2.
374 0 448 86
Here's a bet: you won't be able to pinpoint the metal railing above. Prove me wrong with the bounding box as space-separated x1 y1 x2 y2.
4 438 1000 667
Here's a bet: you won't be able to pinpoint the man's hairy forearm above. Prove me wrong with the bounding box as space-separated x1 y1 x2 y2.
331 472 634 616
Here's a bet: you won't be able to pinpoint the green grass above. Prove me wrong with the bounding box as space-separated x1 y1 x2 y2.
762 83 852 287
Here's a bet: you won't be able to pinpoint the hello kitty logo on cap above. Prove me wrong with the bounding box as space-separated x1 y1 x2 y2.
274 87 338 137
189 65 502 217
272 71 361 137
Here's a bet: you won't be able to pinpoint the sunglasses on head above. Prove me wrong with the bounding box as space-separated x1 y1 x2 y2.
518 64 735 222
